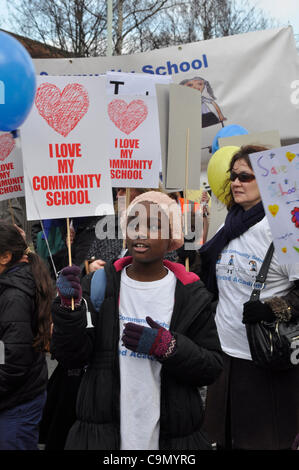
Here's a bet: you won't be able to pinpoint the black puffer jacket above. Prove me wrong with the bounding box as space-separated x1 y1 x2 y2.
51 257 223 450
0 263 48 412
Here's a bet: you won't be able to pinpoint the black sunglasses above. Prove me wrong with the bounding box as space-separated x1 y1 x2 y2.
229 171 256 183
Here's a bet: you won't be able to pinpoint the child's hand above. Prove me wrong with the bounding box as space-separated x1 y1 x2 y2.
14 224 26 240
56 265 82 308
122 316 176 359
89 259 106 272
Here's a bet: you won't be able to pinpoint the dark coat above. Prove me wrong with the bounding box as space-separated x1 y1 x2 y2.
201 277 299 451
51 257 223 450
39 363 84 450
203 352 299 450
0 263 48 412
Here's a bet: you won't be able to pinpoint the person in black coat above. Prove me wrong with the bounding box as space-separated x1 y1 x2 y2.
51 191 223 450
0 222 54 450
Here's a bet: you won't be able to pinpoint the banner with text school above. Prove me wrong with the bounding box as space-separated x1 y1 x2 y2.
0 132 24 202
33 27 299 183
250 144 299 264
20 76 114 220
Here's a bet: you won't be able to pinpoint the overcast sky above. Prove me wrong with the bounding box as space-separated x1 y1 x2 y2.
248 0 299 35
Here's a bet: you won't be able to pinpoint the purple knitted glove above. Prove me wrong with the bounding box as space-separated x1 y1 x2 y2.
122 316 176 359
56 265 82 308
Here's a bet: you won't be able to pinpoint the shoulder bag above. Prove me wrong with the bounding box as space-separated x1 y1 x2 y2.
245 242 299 371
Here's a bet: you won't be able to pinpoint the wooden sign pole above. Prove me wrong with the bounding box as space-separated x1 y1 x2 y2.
184 128 190 272
122 188 131 249
66 217 75 311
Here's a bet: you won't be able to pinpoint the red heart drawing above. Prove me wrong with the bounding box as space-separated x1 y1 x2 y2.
108 99 148 135
0 133 15 161
35 83 89 137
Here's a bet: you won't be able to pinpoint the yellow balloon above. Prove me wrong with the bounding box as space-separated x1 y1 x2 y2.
207 146 240 204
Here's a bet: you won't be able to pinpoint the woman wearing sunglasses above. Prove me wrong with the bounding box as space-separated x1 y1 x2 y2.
199 145 299 450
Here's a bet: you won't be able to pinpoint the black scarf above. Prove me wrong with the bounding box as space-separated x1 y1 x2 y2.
199 201 265 295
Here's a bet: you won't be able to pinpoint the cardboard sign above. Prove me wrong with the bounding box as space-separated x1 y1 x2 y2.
219 130 281 149
250 144 299 264
0 132 24 201
20 76 114 220
106 73 168 188
166 84 202 189
106 71 171 96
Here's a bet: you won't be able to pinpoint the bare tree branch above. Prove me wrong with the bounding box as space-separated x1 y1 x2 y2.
6 0 275 57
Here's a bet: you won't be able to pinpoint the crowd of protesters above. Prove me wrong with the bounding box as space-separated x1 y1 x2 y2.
0 146 298 451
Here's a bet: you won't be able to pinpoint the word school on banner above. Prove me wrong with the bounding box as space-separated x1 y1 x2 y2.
0 132 24 201
250 144 299 264
20 76 114 220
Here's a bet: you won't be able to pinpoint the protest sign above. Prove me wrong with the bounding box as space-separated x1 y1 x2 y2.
20 76 114 220
106 71 171 96
0 132 24 201
250 144 299 264
106 73 169 188
166 84 202 190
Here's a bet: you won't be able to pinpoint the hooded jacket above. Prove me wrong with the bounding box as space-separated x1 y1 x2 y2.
0 263 48 412
51 258 223 450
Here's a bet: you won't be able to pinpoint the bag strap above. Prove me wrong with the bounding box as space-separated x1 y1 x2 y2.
90 268 107 312
250 242 274 302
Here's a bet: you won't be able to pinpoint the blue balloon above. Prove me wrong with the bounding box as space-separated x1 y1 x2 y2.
212 124 249 154
0 31 36 131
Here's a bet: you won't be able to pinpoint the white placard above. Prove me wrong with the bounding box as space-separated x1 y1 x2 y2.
106 72 170 188
250 144 299 264
20 76 114 220
107 92 161 188
106 71 172 96
0 132 24 201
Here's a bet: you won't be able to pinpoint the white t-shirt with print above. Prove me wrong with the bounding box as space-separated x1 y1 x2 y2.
215 217 299 361
119 266 176 450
